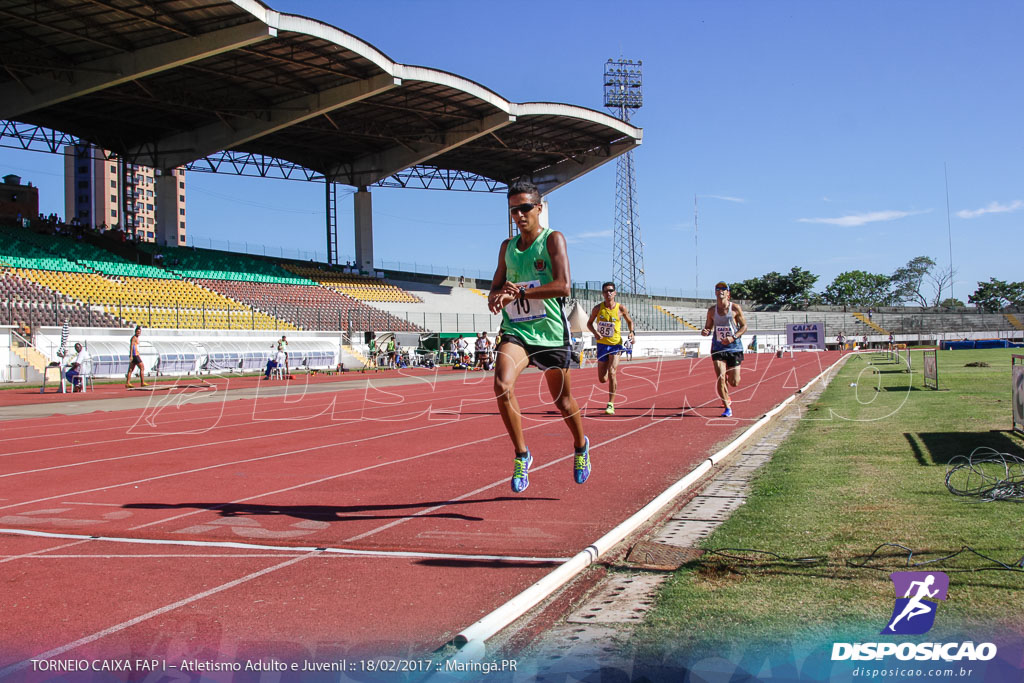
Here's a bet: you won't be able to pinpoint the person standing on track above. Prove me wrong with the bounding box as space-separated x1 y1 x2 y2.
474 331 493 371
488 179 590 493
125 326 149 389
277 335 290 374
700 281 747 417
586 282 635 415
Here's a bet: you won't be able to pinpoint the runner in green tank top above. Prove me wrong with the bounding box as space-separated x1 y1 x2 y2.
488 179 590 493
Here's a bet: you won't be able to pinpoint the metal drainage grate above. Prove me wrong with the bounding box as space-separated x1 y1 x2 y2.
626 541 704 570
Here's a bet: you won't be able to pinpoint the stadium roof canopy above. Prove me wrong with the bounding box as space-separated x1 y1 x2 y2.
0 0 642 195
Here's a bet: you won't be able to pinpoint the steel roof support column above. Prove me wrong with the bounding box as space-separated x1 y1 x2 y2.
325 181 339 266
353 187 373 274
155 170 183 247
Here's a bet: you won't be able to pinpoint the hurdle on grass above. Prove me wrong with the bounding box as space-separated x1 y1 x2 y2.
887 343 901 365
898 344 911 373
1013 354 1024 434
923 348 939 390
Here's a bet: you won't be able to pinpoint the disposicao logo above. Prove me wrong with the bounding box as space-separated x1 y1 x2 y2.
882 571 948 635
831 571 997 662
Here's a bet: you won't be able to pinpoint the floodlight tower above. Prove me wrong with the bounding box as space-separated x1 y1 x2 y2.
604 58 646 295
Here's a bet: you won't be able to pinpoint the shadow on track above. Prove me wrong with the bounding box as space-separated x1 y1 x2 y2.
123 497 556 523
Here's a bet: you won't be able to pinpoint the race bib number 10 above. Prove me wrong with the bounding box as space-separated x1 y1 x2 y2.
504 280 545 322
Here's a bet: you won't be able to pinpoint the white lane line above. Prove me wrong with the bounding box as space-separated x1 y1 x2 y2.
59 502 124 507
0 553 313 679
4 554 318 559
0 539 90 565
0 528 569 563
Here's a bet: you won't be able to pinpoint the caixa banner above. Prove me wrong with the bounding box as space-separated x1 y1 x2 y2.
786 322 825 350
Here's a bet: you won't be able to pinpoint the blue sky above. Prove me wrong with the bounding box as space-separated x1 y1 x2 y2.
2 1 1022 301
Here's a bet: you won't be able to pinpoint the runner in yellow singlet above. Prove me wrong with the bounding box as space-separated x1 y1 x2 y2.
586 282 635 415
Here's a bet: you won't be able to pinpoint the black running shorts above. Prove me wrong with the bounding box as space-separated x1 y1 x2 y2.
712 350 744 368
496 333 570 371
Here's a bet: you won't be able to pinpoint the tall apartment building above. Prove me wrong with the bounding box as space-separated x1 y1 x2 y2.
63 145 186 245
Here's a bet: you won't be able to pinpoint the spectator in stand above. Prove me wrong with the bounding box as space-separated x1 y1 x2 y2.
458 275 465 288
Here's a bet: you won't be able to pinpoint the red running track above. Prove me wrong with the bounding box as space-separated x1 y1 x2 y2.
0 352 839 677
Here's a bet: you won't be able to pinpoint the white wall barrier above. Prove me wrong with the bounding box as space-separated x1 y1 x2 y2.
26 326 344 379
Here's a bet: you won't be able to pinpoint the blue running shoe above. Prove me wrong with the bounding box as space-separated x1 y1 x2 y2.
721 407 733 417
511 452 533 493
574 436 591 484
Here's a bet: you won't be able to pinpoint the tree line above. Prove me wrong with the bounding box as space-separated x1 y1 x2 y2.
727 257 1023 312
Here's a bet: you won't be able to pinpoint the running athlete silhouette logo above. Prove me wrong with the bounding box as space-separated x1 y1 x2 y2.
882 572 949 635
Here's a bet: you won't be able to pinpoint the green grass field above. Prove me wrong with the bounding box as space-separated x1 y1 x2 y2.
631 348 1024 661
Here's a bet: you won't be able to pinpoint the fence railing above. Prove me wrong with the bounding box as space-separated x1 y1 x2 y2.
5 328 31 382
185 235 331 264
4 292 1017 337
183 235 492 280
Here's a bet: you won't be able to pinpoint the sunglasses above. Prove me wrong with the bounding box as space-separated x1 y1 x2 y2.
715 287 729 291
603 289 615 294
509 202 538 215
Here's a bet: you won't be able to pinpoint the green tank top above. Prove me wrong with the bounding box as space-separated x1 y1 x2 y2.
500 227 569 347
